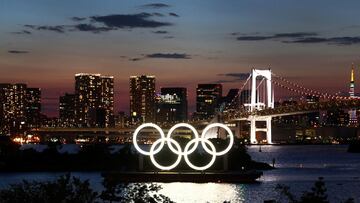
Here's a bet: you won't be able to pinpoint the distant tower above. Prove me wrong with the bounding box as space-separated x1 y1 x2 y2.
349 64 355 97
349 63 357 126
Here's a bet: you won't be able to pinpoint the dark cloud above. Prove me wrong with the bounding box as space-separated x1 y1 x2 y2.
284 37 328 43
237 36 273 41
273 32 317 38
163 36 174 39
286 36 360 45
236 31 360 45
146 53 191 59
12 30 31 35
151 12 165 17
22 12 173 34
214 72 251 83
212 79 236 84
331 37 360 45
153 30 168 34
25 24 66 33
8 50 29 54
129 58 142 61
218 73 251 80
71 17 86 21
231 32 261 36
140 3 170 9
73 24 114 33
237 32 318 41
169 12 179 17
91 13 172 28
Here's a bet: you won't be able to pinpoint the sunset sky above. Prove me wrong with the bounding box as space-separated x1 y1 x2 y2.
1 0 360 117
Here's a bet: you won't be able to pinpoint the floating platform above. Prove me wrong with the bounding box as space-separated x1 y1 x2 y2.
102 170 263 183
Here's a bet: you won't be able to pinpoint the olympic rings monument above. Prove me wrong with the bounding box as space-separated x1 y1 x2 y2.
133 122 234 171
101 122 263 183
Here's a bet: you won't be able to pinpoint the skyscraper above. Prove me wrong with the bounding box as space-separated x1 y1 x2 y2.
130 75 156 123
26 88 41 128
59 93 76 127
74 73 114 127
156 87 188 123
99 76 115 127
0 84 27 135
348 63 357 126
194 84 222 120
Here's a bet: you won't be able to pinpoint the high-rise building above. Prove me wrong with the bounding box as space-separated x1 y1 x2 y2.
156 87 188 123
59 93 76 127
74 73 114 127
129 75 156 123
348 63 357 126
194 84 222 120
26 88 41 128
0 84 27 135
101 75 115 127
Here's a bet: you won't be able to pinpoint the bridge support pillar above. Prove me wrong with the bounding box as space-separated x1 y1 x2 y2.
250 118 257 144
249 116 272 144
266 117 272 144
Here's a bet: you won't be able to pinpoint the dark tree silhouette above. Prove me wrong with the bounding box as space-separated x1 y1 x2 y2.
0 174 97 203
276 177 354 203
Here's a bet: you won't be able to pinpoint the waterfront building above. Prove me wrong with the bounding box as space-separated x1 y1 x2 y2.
0 83 28 135
59 93 76 127
156 87 188 124
74 73 114 127
129 75 156 123
194 84 222 120
26 88 41 128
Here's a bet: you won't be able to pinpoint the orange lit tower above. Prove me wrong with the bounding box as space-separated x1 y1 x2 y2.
349 63 357 126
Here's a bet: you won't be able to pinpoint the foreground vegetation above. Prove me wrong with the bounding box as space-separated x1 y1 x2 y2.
0 174 173 203
274 177 354 203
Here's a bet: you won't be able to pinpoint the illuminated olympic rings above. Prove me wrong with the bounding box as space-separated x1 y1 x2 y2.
133 123 234 171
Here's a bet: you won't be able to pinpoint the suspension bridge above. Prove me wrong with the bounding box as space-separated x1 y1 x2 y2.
206 68 360 144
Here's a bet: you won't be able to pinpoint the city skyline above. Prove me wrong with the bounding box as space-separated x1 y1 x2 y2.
2 0 360 116
2 65 360 118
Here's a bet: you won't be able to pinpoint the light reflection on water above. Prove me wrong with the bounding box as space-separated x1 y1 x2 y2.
158 182 243 203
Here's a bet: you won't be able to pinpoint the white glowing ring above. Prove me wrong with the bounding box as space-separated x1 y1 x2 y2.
149 138 182 170
201 123 234 156
166 123 199 155
133 122 234 171
133 123 165 156
183 138 217 171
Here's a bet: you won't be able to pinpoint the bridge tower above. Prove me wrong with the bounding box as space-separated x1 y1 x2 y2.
248 69 274 144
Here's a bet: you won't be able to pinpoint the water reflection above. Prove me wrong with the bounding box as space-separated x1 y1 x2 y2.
159 182 242 203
